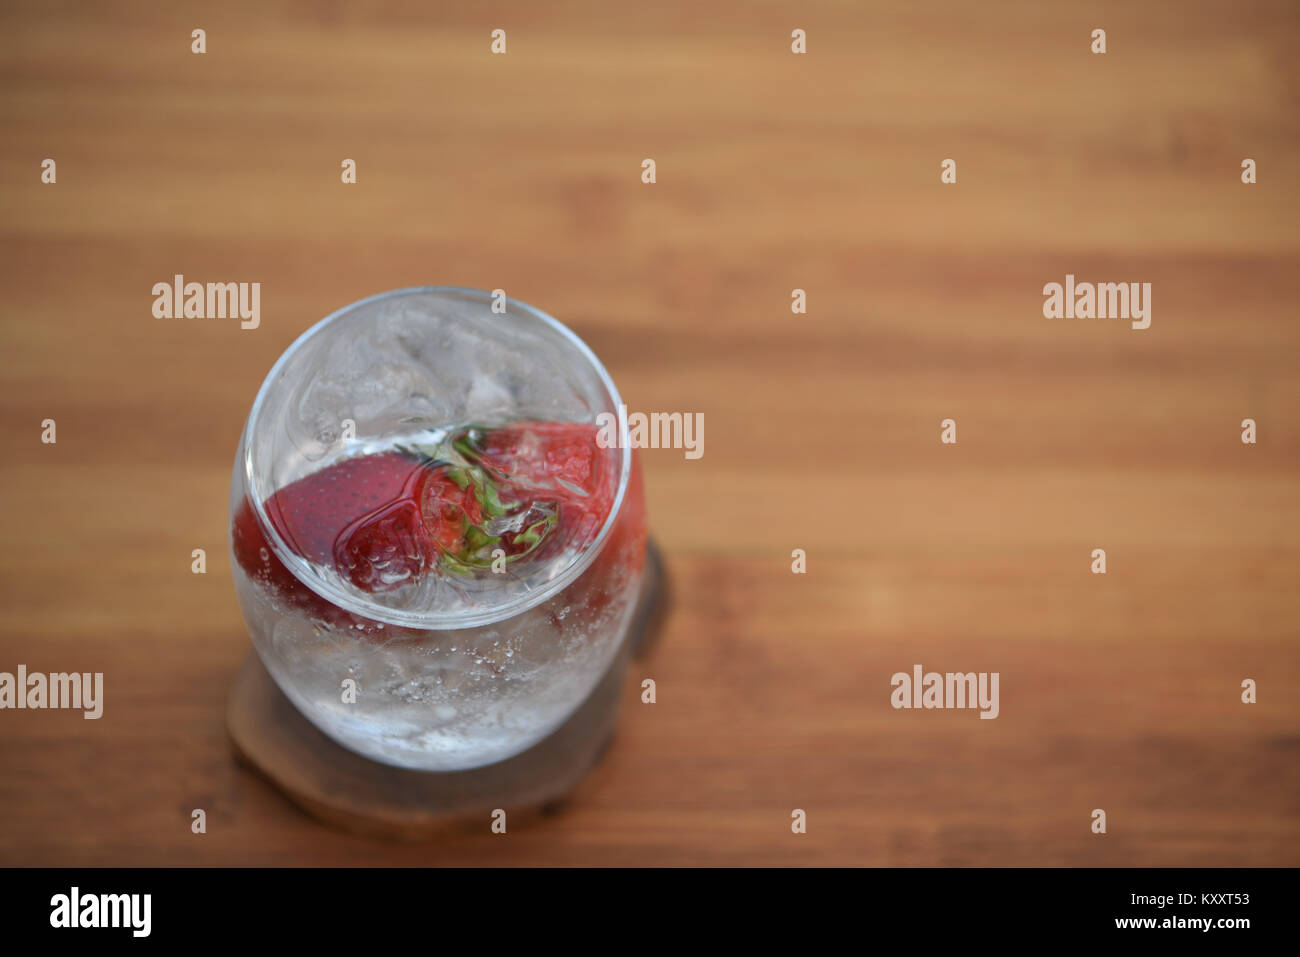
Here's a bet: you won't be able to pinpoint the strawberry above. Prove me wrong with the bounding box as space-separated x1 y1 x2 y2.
231 452 434 636
230 422 639 639
453 421 644 623
457 421 610 502
553 448 647 623
233 451 485 599
417 466 486 555
333 498 431 592
260 452 424 570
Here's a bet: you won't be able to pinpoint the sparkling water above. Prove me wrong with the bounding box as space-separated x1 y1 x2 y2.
229 289 647 770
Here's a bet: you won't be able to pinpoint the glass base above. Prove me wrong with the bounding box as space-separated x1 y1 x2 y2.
225 539 666 839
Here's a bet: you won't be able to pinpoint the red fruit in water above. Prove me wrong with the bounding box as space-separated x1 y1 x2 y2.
235 451 495 599
231 496 346 628
563 449 647 621
230 423 640 639
463 422 643 622
261 451 425 570
333 497 432 593
463 421 616 546
231 452 436 634
470 421 610 502
418 467 484 555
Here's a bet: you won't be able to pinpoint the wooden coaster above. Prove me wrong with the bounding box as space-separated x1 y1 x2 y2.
227 541 667 840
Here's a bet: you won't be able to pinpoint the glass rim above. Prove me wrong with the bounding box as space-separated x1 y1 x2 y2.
240 285 633 630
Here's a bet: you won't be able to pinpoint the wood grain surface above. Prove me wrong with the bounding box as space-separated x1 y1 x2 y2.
1 1 1298 866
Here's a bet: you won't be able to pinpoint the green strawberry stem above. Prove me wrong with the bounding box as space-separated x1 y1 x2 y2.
395 427 558 574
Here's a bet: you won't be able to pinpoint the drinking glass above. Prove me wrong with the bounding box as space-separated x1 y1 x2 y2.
228 287 647 771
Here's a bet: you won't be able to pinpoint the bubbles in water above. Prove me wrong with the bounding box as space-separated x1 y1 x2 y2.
235 288 640 771
253 289 618 623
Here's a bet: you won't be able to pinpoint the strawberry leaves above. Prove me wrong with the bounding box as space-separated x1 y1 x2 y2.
397 426 562 575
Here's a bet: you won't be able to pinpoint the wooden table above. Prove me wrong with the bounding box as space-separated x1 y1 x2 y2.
1 0 1297 866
